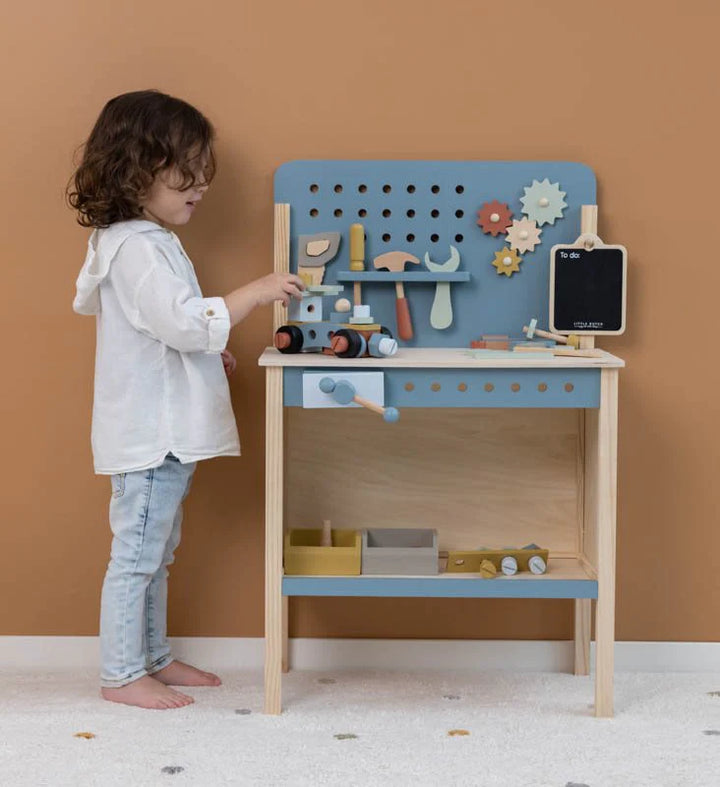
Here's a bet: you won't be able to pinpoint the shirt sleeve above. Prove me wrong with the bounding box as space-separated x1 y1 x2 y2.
109 233 230 354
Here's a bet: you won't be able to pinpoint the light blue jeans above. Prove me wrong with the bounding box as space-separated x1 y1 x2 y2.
99 454 196 687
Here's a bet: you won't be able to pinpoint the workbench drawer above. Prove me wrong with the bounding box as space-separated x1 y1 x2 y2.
301 371 384 408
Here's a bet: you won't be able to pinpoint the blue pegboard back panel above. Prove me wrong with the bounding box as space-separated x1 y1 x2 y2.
275 160 596 348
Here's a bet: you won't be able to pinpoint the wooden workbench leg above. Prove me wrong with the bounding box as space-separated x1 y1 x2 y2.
574 599 591 676
282 597 289 673
273 203 291 679
265 367 284 714
594 369 619 717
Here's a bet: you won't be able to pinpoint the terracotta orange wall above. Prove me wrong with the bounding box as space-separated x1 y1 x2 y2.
2 1 717 642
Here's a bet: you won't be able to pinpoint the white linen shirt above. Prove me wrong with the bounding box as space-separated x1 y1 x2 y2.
73 219 241 474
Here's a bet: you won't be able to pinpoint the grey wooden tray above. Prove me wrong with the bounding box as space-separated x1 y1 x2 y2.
361 528 438 575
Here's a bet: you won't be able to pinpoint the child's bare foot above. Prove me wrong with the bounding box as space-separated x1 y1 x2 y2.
100 675 194 709
152 660 222 687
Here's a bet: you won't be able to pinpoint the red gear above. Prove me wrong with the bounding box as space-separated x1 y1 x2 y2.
477 200 513 236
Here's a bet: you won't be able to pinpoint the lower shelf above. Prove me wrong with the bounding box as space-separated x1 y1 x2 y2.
282 558 597 599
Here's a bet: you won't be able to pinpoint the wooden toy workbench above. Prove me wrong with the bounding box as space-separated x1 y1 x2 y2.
260 161 624 717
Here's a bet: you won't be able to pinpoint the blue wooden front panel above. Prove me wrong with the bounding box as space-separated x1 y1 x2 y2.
282 576 598 599
275 160 596 348
284 367 600 408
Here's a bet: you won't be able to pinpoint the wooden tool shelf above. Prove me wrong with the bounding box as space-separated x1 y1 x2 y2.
336 271 471 282
282 557 597 598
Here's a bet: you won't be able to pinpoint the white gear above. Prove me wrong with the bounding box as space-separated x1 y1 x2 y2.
506 218 542 253
520 179 567 226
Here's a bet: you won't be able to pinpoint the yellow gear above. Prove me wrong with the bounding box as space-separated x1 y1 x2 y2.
492 247 522 277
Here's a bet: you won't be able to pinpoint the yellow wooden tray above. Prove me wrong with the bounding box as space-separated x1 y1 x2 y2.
284 529 361 575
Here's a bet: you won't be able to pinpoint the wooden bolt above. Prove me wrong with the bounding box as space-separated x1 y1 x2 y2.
479 559 497 578
331 334 350 354
274 332 291 350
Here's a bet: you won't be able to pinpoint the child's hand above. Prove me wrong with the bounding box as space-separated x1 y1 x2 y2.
221 349 237 377
252 273 305 307
223 273 306 327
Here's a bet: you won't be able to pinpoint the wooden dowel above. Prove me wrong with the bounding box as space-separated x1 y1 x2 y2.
273 204 290 332
321 519 332 547
515 346 604 358
581 205 598 236
350 223 365 306
579 205 598 350
353 395 386 416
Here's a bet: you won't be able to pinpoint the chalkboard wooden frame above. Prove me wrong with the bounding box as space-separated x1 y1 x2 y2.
549 240 627 336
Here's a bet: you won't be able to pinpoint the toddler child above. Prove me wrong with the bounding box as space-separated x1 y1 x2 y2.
69 89 303 709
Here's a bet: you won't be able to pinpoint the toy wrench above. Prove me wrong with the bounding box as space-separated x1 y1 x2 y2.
424 245 460 329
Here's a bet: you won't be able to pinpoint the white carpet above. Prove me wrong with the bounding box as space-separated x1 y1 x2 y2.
1 668 720 786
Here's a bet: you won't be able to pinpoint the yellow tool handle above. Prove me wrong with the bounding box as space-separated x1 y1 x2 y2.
349 224 365 272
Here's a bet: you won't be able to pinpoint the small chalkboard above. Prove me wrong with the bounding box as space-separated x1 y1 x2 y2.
549 239 627 335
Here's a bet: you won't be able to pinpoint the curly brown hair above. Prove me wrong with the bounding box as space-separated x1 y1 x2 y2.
67 90 217 228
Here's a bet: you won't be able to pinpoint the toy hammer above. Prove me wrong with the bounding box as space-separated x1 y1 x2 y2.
524 318 580 348
373 251 420 341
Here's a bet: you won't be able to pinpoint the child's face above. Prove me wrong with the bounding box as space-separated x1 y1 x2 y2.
140 152 210 227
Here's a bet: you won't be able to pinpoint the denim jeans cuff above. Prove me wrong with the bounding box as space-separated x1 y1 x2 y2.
147 655 174 675
100 665 149 688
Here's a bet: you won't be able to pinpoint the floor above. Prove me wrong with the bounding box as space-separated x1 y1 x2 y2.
2 668 719 786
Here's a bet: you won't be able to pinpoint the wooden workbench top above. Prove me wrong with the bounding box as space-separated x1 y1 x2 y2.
258 347 625 370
